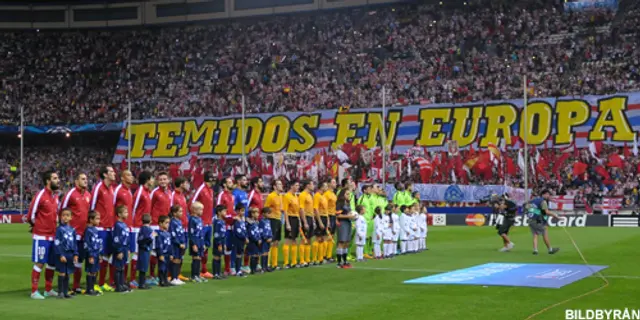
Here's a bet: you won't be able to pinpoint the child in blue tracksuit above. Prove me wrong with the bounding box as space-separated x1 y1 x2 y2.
137 214 154 290
84 211 102 296
259 207 274 273
232 204 248 277
213 205 227 280
55 208 78 299
169 205 186 284
189 201 205 283
246 207 262 275
112 205 131 293
156 215 172 287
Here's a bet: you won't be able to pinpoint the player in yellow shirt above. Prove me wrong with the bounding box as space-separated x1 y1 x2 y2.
323 178 338 262
264 180 284 270
282 181 301 269
297 181 315 267
313 181 329 264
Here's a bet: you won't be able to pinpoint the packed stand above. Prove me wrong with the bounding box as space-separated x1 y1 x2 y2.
0 1 637 125
0 146 112 209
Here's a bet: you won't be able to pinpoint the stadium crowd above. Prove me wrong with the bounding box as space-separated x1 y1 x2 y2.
1 0 639 211
2 142 639 213
0 1 638 125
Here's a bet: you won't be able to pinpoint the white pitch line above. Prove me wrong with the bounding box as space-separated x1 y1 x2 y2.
319 265 640 280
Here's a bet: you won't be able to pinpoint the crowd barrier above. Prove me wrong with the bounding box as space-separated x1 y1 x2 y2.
429 213 639 228
2 208 638 227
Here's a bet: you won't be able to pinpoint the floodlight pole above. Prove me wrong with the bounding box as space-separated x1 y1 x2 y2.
127 102 132 170
382 85 387 189
523 75 529 202
20 105 24 215
241 95 246 174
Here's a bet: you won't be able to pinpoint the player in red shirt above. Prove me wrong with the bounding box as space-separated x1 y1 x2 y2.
150 172 171 225
191 171 215 279
216 176 236 274
113 169 134 287
130 170 154 286
171 177 190 228
149 171 171 281
61 173 91 294
28 171 60 300
248 177 265 216
170 176 190 282
90 165 116 292
114 170 134 226
244 177 264 268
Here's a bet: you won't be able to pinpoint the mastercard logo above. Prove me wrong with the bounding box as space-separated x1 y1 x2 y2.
465 214 486 226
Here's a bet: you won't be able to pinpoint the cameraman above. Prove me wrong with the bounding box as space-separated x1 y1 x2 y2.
491 194 516 252
526 189 560 255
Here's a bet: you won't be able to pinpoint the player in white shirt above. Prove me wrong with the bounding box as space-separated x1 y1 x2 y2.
419 206 428 251
392 204 401 256
399 205 411 254
382 205 394 258
372 207 384 259
410 203 419 252
354 206 368 262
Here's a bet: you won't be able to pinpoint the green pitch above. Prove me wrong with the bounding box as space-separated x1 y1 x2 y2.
0 225 638 320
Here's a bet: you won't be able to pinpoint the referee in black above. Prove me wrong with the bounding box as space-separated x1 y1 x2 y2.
492 194 517 252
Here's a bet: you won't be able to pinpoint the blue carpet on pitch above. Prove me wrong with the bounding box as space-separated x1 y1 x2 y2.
404 263 608 288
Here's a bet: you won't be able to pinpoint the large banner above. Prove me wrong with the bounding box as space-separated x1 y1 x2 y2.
111 93 640 163
381 184 530 205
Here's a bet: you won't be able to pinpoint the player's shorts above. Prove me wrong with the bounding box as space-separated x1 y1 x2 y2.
75 239 85 263
158 255 170 272
497 218 514 235
137 251 150 272
302 216 314 240
337 220 352 243
225 229 234 252
315 216 329 237
261 241 271 254
203 225 213 248
150 225 159 255
528 219 547 235
246 242 260 256
212 239 224 256
31 236 55 265
172 245 184 259
329 215 337 234
189 241 203 257
56 255 75 274
85 257 100 273
269 218 282 242
285 216 300 240
113 251 128 269
129 229 139 253
373 233 383 244
231 237 245 253
98 229 112 256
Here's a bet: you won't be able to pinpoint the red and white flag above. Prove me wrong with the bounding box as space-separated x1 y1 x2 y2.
549 195 574 211
601 197 623 215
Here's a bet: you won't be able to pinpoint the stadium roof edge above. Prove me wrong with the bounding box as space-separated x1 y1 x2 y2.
0 0 414 31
